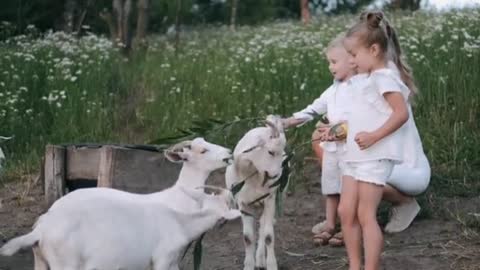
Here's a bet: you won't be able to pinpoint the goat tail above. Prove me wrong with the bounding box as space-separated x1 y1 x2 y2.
0 215 44 256
0 230 39 256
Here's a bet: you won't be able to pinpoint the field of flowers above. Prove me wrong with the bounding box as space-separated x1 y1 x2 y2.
0 9 479 194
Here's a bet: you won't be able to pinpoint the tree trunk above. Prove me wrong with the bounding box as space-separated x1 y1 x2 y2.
391 0 421 10
174 0 182 53
300 0 310 25
75 0 93 35
133 0 149 48
112 0 132 48
64 0 77 33
230 0 238 31
99 8 116 41
113 0 124 43
123 0 132 48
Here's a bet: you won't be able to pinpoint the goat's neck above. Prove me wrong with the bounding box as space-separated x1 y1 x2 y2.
175 164 210 188
181 209 219 240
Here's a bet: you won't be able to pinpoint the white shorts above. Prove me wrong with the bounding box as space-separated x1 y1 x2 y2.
340 159 394 186
321 151 342 195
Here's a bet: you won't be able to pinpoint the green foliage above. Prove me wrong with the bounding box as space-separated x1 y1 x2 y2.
1 10 479 197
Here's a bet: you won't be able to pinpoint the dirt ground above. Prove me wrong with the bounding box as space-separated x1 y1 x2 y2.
1 163 480 270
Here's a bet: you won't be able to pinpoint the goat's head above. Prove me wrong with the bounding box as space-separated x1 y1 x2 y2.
240 115 286 180
165 138 233 171
192 185 242 220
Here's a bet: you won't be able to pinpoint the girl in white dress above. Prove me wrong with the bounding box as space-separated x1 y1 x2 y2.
339 11 414 270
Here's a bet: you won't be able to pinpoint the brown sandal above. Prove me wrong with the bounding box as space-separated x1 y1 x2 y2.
312 228 335 246
328 231 344 247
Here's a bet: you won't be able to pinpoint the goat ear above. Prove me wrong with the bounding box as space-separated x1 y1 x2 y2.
164 150 188 163
223 209 242 220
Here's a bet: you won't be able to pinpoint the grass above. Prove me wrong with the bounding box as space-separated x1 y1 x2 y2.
0 9 479 197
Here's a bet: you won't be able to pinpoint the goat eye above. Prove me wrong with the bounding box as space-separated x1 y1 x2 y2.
200 149 208 154
268 151 275 156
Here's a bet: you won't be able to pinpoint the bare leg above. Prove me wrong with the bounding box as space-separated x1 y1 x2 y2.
325 194 340 230
382 184 413 205
338 176 361 270
357 182 384 270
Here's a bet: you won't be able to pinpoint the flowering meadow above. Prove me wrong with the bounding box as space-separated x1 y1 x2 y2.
0 10 479 193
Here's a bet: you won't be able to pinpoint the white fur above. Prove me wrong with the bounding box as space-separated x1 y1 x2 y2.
225 115 287 270
0 138 241 270
0 136 12 174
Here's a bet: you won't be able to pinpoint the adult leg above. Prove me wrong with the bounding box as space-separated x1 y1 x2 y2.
383 156 430 233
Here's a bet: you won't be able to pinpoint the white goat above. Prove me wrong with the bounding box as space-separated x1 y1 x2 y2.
225 115 287 270
0 137 240 270
0 136 12 174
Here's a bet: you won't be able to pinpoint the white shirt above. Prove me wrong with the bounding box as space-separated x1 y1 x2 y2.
343 68 410 163
385 62 428 167
292 74 368 152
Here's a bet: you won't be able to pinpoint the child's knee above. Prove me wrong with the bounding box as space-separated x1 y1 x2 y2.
338 203 355 224
356 205 377 226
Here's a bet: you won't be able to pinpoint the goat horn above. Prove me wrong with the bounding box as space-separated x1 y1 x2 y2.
265 120 280 138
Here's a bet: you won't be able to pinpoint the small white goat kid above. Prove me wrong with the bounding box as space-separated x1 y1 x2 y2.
225 115 287 270
0 136 12 174
0 138 240 270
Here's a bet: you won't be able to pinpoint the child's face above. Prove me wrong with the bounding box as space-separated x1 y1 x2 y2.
344 36 380 74
326 47 354 81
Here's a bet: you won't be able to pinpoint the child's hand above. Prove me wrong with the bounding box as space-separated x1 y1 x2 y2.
354 132 379 150
317 127 336 141
280 118 291 129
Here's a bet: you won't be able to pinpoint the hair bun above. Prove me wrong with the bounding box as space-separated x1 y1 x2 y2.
360 11 384 29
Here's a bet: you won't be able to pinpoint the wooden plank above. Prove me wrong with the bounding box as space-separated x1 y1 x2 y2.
97 146 115 188
97 146 181 193
66 146 100 180
44 145 66 207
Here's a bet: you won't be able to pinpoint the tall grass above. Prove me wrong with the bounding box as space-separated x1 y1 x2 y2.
0 10 479 195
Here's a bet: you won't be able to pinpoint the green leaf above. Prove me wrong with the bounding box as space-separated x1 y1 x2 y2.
193 233 206 270
231 180 245 196
181 240 194 260
269 152 293 190
248 193 270 206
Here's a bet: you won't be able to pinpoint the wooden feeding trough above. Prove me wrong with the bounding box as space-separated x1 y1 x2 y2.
43 144 182 207
43 143 227 207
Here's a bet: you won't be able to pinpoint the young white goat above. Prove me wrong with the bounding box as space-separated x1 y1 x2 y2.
225 115 287 270
0 136 12 174
0 138 239 270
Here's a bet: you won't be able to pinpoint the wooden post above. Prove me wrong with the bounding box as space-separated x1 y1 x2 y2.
44 145 66 207
97 146 116 188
